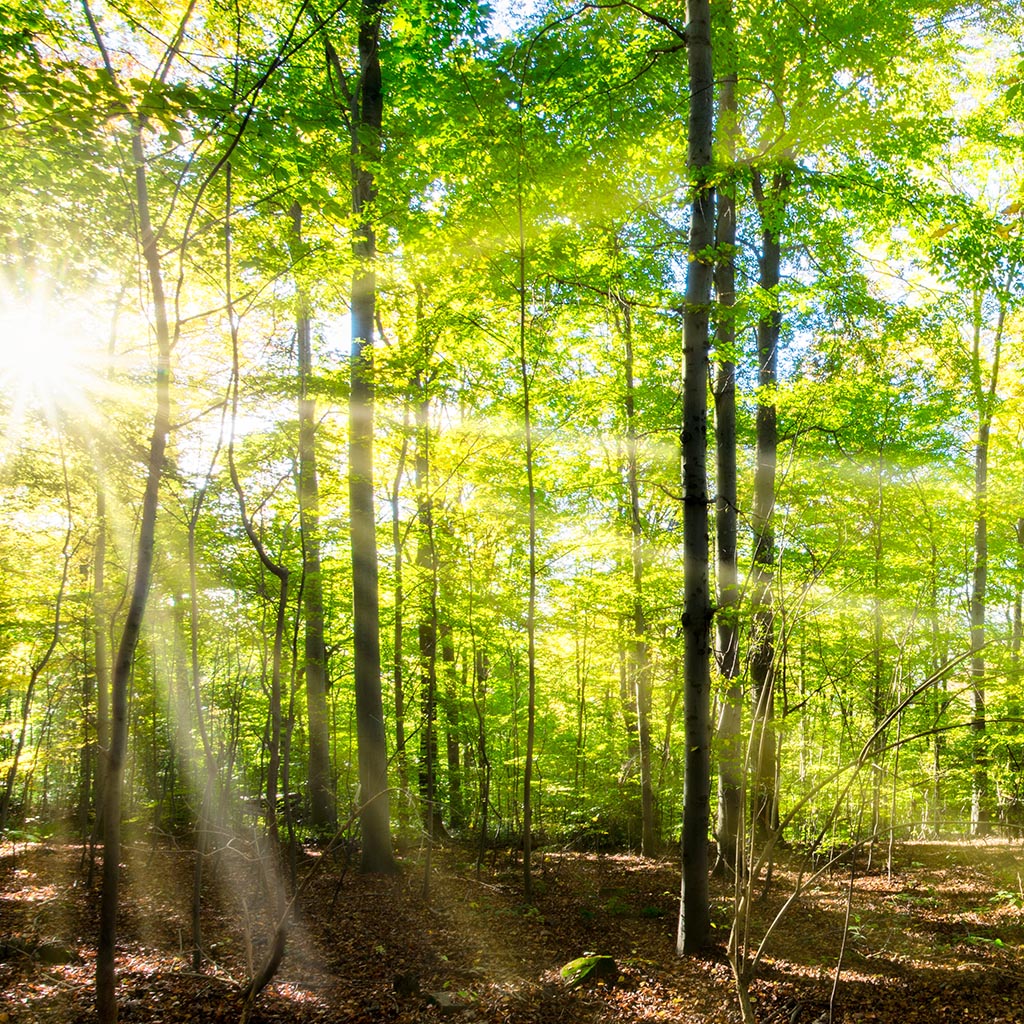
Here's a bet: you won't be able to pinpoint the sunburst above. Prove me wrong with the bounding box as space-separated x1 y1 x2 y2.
0 293 106 441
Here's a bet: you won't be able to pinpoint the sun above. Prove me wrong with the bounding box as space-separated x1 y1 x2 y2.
0 298 99 415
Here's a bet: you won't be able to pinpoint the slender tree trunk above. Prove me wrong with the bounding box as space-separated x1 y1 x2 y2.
416 389 445 839
678 0 714 956
225 162 288 844
187 503 217 973
391 408 411 795
516 185 539 903
473 647 491 875
712 28 742 877
574 625 588 795
1002 519 1024 831
619 298 655 856
441 622 465 830
618 619 640 768
93 487 110 820
349 0 395 872
97 124 172 1024
79 616 93 834
871 449 886 836
749 167 786 842
292 203 335 831
969 288 1005 836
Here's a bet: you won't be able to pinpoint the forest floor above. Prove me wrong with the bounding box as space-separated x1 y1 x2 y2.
1 830 1024 1023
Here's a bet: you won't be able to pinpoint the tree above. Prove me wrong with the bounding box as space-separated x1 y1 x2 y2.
749 166 788 840
712 0 742 877
292 202 336 831
678 0 714 957
80 8 176 1012
348 0 397 874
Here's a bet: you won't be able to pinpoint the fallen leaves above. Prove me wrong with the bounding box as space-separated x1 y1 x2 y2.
2 838 1024 1023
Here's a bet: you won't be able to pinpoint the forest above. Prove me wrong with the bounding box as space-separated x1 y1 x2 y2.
3 0 1024 1021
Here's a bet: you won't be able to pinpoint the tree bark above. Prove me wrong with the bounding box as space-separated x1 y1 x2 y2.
619 297 656 856
416 388 446 839
349 0 396 873
516 184 539 902
292 203 335 831
749 167 786 842
968 288 1005 837
712 15 742 877
93 486 110 822
97 124 171 1024
390 406 411 794
678 0 714 956
224 161 288 845
441 621 465 830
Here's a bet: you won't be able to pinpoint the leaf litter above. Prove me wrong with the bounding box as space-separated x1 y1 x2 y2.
1 837 1023 1022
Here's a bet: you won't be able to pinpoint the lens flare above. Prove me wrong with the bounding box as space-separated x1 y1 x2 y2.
0 299 98 411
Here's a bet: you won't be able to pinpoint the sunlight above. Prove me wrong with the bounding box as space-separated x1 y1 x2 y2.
0 297 99 416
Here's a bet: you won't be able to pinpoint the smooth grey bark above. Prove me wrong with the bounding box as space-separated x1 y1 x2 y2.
187 496 216 973
516 185 539 903
226 163 288 845
619 297 656 856
678 0 714 956
292 203 335 830
968 287 1006 836
97 124 171 1024
712 28 742 877
749 167 786 842
349 0 396 873
416 389 446 839
441 621 465 830
472 645 491 876
390 406 411 792
871 448 886 836
92 486 110 821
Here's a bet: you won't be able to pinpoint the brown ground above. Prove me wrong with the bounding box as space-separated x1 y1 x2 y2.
1 832 1023 1023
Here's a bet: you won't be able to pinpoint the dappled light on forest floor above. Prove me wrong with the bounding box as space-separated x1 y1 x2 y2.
2 838 1024 1022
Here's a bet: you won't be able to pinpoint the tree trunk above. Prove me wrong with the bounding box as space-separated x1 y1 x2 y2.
968 288 1004 837
390 406 411 797
97 124 172 1024
677 0 714 956
473 648 491 875
516 186 539 903
187 498 217 973
416 389 446 839
749 167 786 842
349 0 396 873
619 297 655 856
226 161 288 844
871 449 886 837
293 203 336 831
712 22 742 877
442 622 465 831
93 486 110 821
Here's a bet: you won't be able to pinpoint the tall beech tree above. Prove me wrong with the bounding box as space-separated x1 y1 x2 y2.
678 0 713 957
967 278 1010 837
78 5 178 1014
416 384 446 838
621 295 656 857
292 203 336 830
748 167 787 840
712 0 742 877
348 0 396 873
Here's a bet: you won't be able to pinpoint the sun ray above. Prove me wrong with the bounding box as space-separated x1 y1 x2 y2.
0 290 112 454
